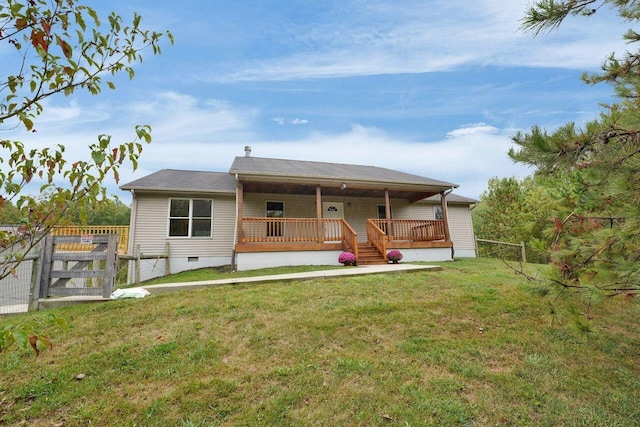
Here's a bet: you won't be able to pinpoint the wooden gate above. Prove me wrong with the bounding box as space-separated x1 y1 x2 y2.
39 234 118 299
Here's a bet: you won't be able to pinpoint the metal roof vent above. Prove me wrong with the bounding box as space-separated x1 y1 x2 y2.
244 146 252 157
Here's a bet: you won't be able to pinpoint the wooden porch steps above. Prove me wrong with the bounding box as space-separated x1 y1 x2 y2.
357 244 387 265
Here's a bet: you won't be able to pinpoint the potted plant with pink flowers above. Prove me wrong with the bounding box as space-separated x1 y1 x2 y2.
338 251 357 266
387 250 403 264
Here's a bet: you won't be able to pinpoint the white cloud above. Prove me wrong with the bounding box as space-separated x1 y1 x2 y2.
236 123 532 199
446 123 498 138
272 117 285 125
291 118 309 125
204 0 625 82
12 91 533 203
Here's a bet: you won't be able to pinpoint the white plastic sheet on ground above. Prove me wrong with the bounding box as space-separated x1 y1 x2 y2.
110 288 150 299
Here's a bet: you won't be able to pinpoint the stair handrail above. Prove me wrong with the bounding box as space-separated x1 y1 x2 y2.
341 220 358 259
366 219 387 261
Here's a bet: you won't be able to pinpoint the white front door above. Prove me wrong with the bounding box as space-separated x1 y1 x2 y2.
322 202 344 240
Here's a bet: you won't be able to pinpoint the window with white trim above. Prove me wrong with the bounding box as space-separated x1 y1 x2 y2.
168 198 213 237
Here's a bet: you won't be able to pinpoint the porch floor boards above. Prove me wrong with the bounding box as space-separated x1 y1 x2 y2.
357 243 387 265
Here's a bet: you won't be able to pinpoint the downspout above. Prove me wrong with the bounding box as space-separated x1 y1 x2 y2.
441 187 454 259
231 173 239 271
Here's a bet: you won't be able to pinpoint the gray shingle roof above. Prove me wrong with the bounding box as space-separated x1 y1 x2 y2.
121 157 462 195
229 156 458 188
120 169 236 193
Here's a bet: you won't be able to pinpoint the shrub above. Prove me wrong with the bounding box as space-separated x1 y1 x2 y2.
387 250 403 262
338 252 356 265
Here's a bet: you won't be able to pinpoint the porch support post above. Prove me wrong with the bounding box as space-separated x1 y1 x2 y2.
316 185 323 243
385 188 393 242
237 181 244 244
440 191 451 242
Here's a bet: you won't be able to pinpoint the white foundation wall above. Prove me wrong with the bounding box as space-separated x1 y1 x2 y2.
170 256 233 273
453 249 476 258
387 247 453 263
236 250 342 271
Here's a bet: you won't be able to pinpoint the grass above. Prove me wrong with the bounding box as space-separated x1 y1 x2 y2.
1 258 639 426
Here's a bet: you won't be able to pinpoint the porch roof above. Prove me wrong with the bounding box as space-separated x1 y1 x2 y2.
230 156 458 201
120 158 463 203
425 193 478 204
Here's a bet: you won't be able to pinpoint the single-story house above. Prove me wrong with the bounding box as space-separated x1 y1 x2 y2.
120 148 477 281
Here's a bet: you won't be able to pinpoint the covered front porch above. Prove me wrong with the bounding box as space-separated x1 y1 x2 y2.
234 181 454 265
235 217 451 262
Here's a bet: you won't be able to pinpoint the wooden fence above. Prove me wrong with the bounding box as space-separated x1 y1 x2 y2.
38 234 118 299
52 226 129 253
119 243 170 285
475 238 526 263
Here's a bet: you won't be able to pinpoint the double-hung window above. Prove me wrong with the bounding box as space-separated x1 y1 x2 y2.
169 199 213 237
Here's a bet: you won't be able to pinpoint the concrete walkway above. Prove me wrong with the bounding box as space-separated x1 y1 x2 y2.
37 263 442 309
142 263 442 294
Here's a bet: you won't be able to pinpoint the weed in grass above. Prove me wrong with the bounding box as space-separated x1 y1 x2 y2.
334 357 372 377
178 419 208 427
151 340 179 356
142 397 167 423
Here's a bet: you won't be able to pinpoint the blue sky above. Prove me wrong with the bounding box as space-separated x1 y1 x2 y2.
6 0 626 202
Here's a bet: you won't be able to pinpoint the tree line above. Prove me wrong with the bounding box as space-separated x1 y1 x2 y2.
0 195 130 226
475 0 640 296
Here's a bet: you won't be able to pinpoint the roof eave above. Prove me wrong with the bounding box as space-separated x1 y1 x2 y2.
234 172 457 191
120 187 236 195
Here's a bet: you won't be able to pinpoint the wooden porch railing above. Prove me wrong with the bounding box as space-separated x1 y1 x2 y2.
51 225 129 253
241 218 346 243
366 219 387 260
342 221 358 259
370 219 446 242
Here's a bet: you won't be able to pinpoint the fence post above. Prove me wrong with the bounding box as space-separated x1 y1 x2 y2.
28 242 45 312
38 235 54 299
520 241 527 264
134 244 141 284
103 234 118 298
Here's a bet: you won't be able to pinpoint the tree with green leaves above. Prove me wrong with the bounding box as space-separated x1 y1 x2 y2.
472 176 562 264
73 195 131 225
511 0 640 296
0 0 172 279
0 0 171 354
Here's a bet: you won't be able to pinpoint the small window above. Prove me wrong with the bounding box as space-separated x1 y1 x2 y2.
266 201 284 218
168 199 213 237
433 205 443 220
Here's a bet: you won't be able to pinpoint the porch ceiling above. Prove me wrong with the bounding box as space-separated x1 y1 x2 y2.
242 181 442 202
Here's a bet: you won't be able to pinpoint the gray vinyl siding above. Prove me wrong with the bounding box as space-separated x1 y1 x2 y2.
446 205 475 251
243 193 318 218
132 192 235 258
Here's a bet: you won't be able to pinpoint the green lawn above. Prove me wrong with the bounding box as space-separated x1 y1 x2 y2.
1 258 639 426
